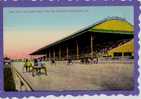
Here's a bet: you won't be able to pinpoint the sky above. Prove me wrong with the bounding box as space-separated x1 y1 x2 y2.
4 6 133 59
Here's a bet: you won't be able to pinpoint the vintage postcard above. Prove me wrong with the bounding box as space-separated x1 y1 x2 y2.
0 0 140 98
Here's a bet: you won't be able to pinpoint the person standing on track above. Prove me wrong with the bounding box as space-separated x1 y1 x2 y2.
24 59 32 72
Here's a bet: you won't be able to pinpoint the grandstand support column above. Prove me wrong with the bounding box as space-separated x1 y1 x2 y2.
66 47 69 60
90 33 94 58
53 49 55 60
76 40 79 60
46 51 48 60
49 50 51 60
59 47 61 61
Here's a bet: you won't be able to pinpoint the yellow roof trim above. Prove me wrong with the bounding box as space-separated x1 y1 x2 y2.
92 19 133 32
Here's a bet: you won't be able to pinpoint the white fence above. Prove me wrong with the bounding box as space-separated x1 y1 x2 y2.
11 65 33 91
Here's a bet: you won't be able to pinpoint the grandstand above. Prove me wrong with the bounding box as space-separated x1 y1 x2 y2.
30 17 134 61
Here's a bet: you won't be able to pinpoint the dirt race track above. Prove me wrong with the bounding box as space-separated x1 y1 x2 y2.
12 61 134 91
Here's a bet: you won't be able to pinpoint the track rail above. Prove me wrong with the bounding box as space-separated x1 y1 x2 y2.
12 65 33 91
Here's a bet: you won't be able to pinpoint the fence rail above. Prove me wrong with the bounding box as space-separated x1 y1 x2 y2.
11 65 33 91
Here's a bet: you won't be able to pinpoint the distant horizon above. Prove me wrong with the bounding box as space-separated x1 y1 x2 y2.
4 6 133 59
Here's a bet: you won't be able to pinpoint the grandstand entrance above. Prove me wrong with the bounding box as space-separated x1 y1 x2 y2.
114 53 122 57
124 52 132 56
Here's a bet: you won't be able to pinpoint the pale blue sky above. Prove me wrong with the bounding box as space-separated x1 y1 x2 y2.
4 6 133 58
4 6 133 29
